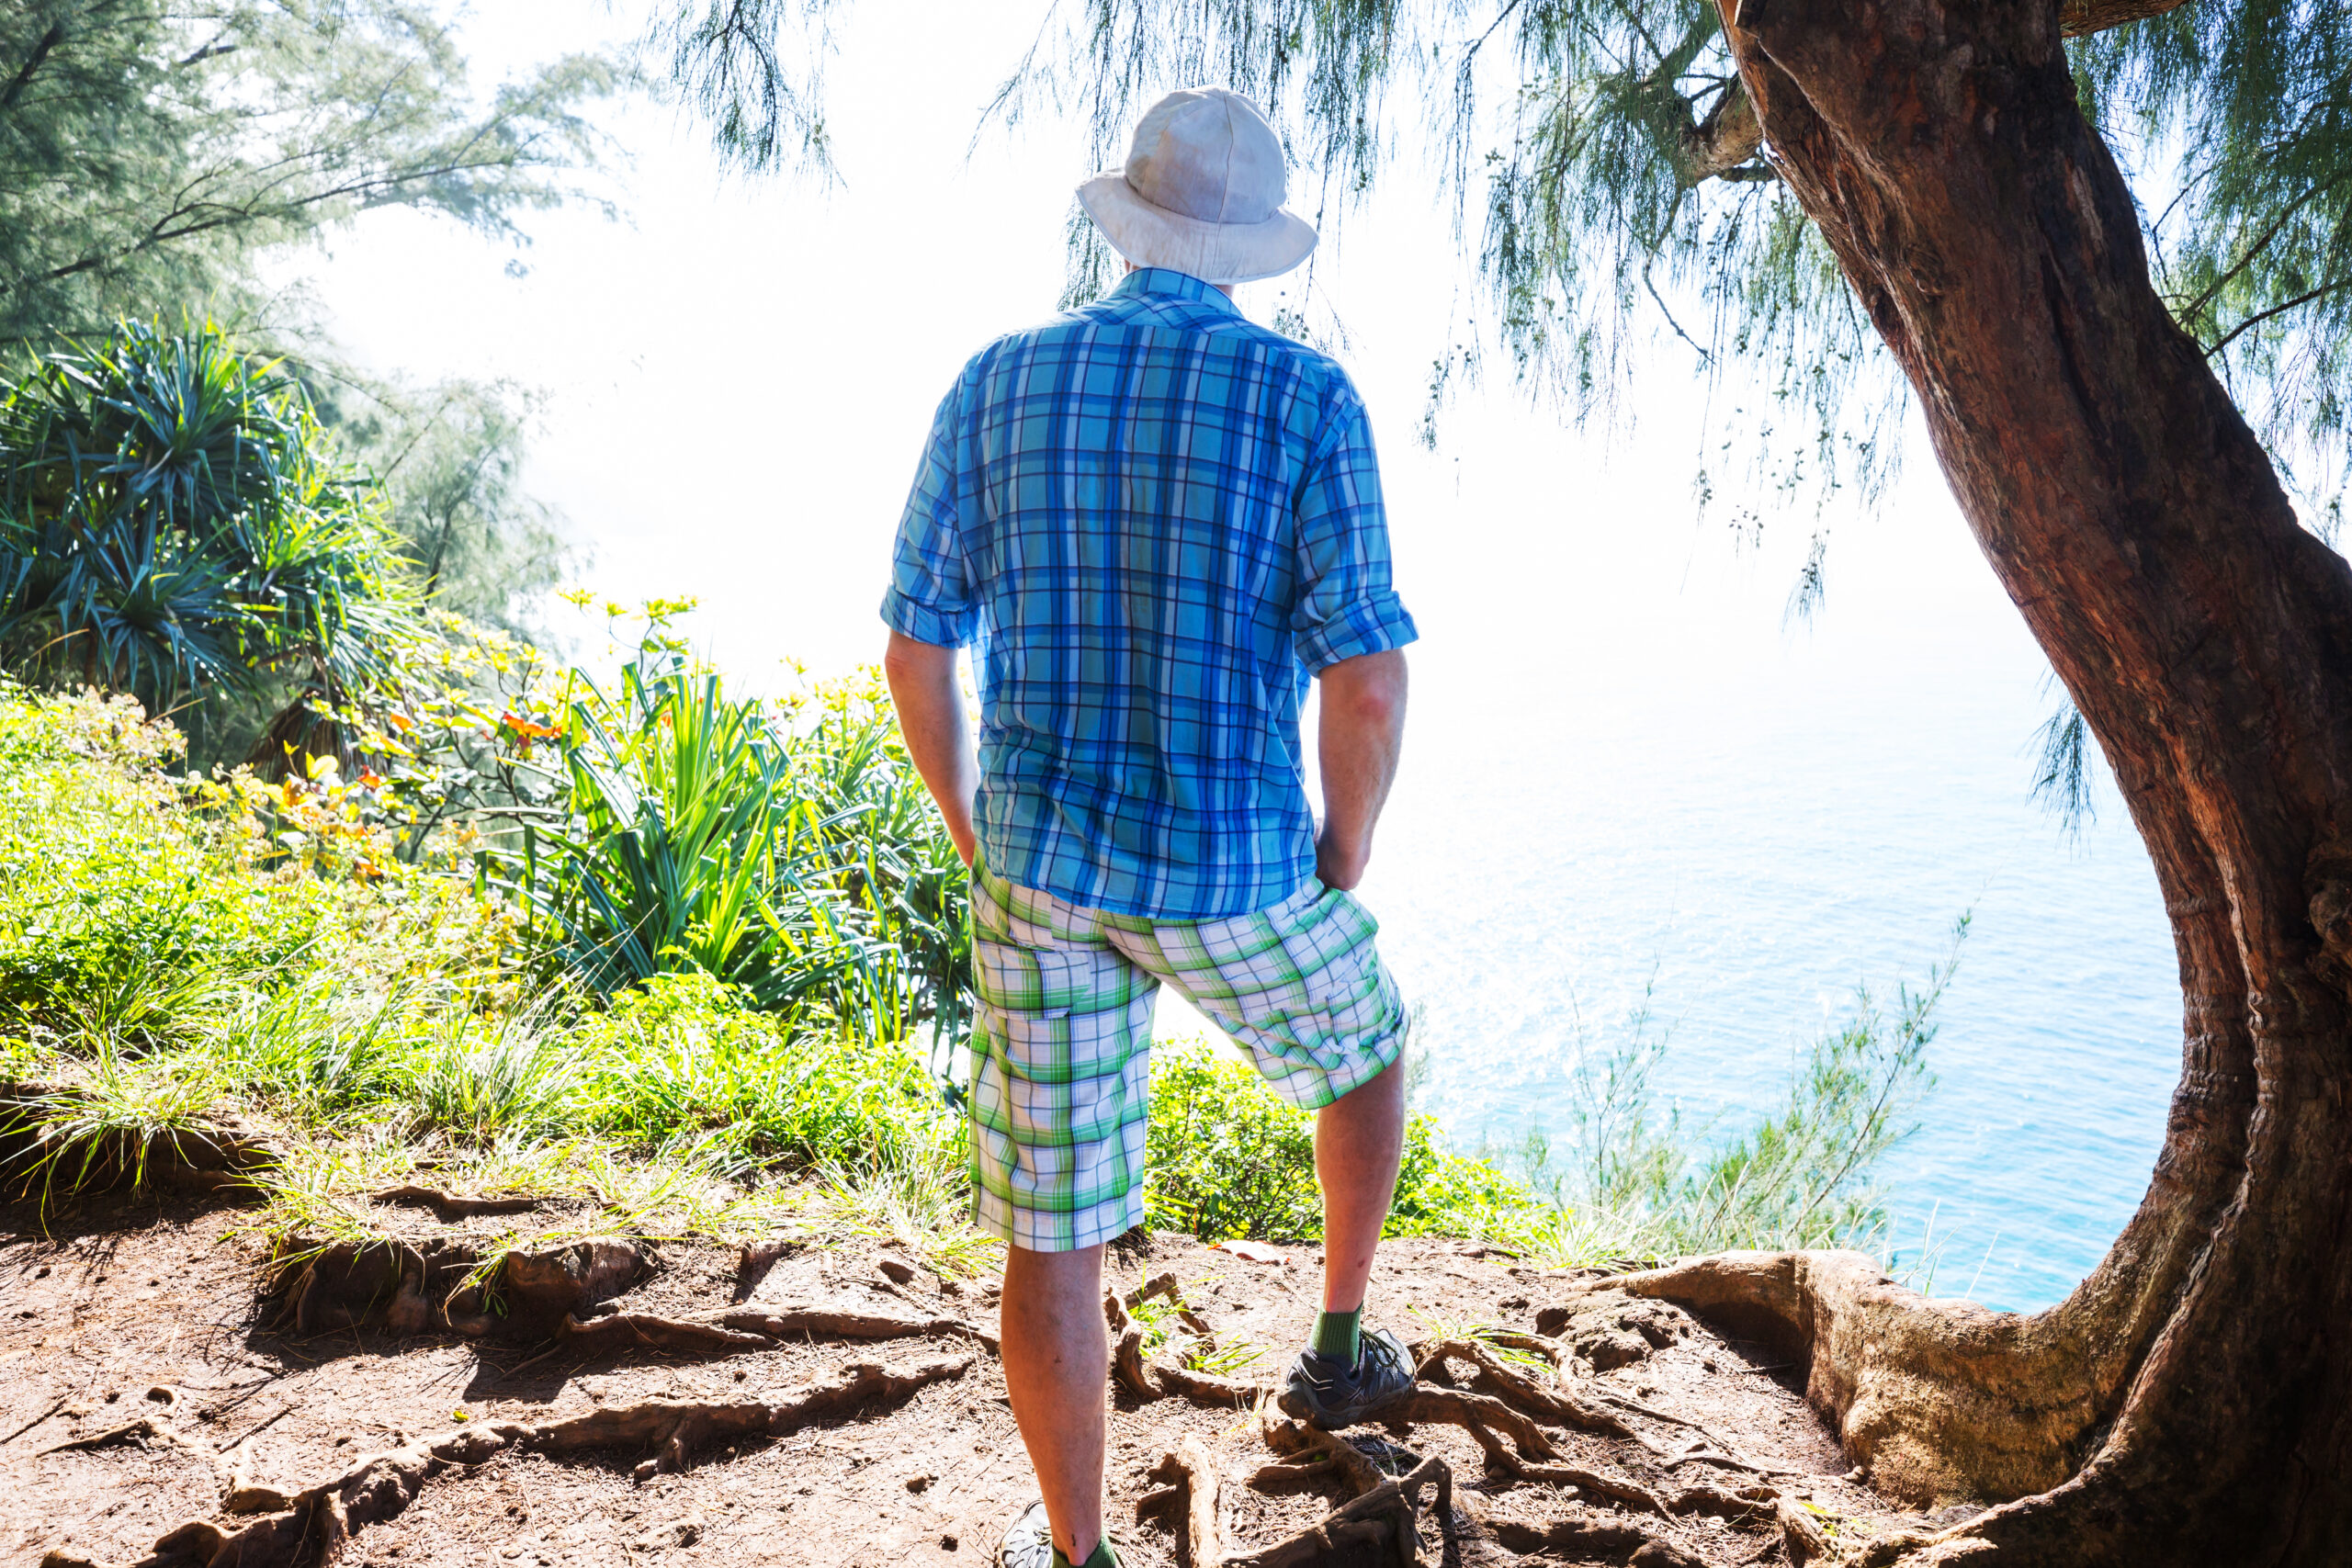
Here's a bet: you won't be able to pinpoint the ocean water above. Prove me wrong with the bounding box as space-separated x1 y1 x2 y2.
1362 654 2179 1314
1288 424 2186 1316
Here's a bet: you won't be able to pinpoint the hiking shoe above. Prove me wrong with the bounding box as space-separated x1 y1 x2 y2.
998 1503 1119 1568
1277 1325 1417 1428
998 1503 1054 1568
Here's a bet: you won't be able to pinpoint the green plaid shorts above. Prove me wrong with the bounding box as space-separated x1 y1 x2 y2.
968 857 1408 1251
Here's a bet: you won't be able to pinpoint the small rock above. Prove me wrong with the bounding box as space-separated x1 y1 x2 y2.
629 1518 702 1552
1583 1328 1650 1371
941 1534 959 1551
877 1257 917 1285
905 1472 934 1493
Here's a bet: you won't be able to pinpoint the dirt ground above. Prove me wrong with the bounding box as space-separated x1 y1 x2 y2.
0 1190 1968 1566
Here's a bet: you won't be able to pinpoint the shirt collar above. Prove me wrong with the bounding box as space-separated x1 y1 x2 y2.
1112 266 1242 316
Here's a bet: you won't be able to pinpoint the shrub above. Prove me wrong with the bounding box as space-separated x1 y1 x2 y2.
0 684 334 1043
1143 1040 1532 1244
569 972 954 1178
525 646 968 1045
0 321 419 721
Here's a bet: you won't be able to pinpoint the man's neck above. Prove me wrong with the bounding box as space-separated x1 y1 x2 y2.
1125 262 1234 299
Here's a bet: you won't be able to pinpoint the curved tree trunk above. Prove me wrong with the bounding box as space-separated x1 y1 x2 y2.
1627 1 2352 1562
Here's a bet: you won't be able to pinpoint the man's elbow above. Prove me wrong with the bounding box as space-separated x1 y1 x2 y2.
1321 649 1409 728
884 630 953 685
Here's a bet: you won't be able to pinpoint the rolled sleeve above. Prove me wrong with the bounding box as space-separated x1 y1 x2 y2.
1291 387 1419 671
880 381 979 649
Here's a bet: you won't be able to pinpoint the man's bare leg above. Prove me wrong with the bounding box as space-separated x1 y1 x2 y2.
1315 1057 1408 1321
1000 1243 1109 1562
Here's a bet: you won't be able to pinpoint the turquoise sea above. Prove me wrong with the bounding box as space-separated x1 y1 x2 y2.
1321 425 2183 1315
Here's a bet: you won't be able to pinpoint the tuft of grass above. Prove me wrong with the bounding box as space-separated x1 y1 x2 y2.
811 1154 1001 1280
1405 1306 1551 1371
1500 917 1967 1263
1185 1338 1266 1378
411 1011 578 1149
5 1032 235 1207
212 976 417 1122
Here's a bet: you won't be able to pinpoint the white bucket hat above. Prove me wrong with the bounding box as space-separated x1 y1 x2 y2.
1077 86 1318 285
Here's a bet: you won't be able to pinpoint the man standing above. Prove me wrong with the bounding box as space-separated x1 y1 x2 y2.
880 85 1418 1568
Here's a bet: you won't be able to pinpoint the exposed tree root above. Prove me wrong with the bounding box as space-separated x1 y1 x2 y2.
1227 1452 1451 1568
1124 1271 1181 1311
713 1304 977 1342
1482 1449 1672 1515
1152 1427 1453 1568
1774 1496 1833 1565
269 1236 642 1342
40 1416 171 1456
1148 1435 1225 1565
556 1311 775 1357
2 1109 280 1201
1376 1384 1557 1461
1239 1454 1339 1491
1103 1286 1271 1412
90 1356 969 1568
1261 1419 1386 1495
1591 1251 2109 1506
1416 1337 1652 1446
366 1186 541 1221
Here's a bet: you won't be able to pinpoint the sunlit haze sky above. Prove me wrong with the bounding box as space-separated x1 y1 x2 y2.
287 1 2184 1311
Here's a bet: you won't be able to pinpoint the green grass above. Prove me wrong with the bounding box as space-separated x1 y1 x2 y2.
0 681 984 1266
0 676 1953 1286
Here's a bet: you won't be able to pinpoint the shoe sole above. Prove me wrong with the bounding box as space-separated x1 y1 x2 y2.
1276 1383 1411 1430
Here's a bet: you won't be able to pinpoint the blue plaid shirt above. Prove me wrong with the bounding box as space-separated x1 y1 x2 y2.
882 267 1418 919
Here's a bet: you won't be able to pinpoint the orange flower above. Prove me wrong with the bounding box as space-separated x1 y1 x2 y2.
499 711 561 740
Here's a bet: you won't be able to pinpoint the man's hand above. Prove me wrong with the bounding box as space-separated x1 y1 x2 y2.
882 631 978 867
1314 649 1408 890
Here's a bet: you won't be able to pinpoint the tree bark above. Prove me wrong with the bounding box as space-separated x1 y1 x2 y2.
1653 0 2352 1562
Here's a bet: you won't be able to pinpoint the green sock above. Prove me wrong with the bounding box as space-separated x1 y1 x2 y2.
1050 1543 1116 1568
1311 1305 1363 1363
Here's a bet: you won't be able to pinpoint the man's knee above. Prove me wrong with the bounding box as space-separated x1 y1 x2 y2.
1004 1241 1107 1296
1327 1052 1406 1110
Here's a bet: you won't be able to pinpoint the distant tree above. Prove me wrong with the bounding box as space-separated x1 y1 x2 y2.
0 320 417 741
320 375 575 641
0 0 616 346
664 1 2352 1561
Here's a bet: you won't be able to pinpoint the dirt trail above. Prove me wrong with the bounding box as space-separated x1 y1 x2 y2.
0 1191 1971 1566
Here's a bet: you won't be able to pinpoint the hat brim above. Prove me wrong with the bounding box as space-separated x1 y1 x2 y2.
1077 171 1318 286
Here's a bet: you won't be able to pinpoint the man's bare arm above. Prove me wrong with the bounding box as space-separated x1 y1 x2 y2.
1314 649 1408 891
883 631 978 867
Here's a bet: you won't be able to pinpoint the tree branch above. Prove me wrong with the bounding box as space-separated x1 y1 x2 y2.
1 23 64 111
1678 76 1763 183
2060 0 2194 37
2204 277 2351 358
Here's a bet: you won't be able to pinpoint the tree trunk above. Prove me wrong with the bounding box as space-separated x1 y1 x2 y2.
1609 1 2352 1561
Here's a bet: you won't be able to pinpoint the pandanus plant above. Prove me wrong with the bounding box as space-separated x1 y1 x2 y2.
0 320 415 752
